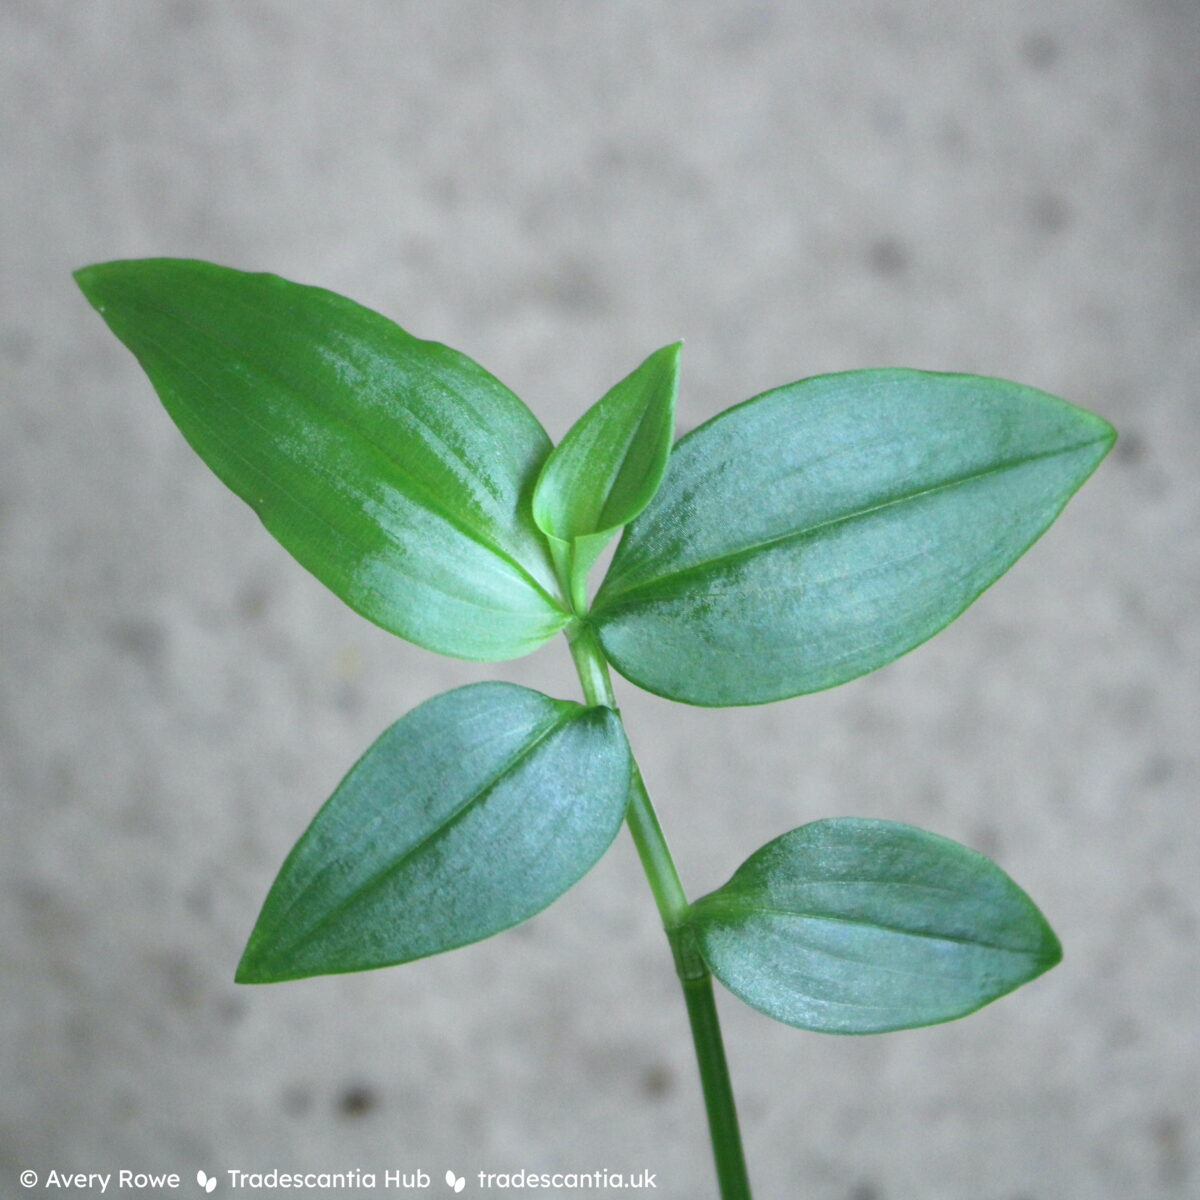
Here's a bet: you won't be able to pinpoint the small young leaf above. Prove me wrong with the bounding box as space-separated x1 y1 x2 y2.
533 342 681 607
75 259 567 661
592 369 1115 705
237 682 631 983
686 818 1061 1034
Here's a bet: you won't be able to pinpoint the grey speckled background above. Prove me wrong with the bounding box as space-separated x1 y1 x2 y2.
3 3 1198 1198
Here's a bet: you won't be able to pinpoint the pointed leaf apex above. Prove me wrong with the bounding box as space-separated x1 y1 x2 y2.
533 343 681 606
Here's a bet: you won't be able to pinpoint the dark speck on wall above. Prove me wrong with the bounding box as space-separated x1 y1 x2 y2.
538 259 612 317
718 6 776 54
939 119 970 163
281 1084 314 1118
333 682 365 715
1027 193 1072 234
848 1182 882 1200
216 996 247 1026
641 1062 674 1099
1021 31 1061 70
1138 754 1174 786
338 1083 381 1118
0 326 33 363
867 237 909 278
1151 1112 1187 1185
166 0 204 29
971 823 1003 859
1113 429 1144 465
237 579 272 622
107 618 165 666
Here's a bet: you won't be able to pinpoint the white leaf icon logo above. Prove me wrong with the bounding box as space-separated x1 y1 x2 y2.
196 1171 217 1193
445 1170 465 1193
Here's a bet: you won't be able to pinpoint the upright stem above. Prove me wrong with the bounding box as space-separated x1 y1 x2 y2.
567 621 753 1200
681 973 752 1200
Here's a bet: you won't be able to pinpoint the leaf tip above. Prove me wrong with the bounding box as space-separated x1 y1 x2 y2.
73 258 142 313
233 957 262 986
72 261 108 302
1036 920 1064 973
234 938 279 985
650 338 684 375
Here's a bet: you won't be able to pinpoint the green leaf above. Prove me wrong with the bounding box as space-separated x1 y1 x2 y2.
533 342 681 608
75 258 568 661
592 369 1115 705
237 682 631 983
687 818 1061 1034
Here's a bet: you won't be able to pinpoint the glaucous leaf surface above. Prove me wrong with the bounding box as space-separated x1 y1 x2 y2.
75 259 566 660
687 818 1061 1034
533 342 681 604
592 369 1115 704
237 682 631 982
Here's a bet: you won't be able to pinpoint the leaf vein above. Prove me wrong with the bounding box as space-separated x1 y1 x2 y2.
597 437 1109 610
257 705 582 965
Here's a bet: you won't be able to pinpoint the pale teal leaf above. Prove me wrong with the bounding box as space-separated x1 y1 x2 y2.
593 369 1114 704
237 682 631 982
688 818 1062 1034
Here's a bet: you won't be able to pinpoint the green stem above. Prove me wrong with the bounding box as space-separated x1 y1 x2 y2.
567 620 616 709
567 621 753 1200
681 973 753 1200
626 764 689 930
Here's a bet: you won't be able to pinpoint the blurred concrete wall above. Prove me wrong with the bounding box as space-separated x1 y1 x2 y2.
3 3 1197 1197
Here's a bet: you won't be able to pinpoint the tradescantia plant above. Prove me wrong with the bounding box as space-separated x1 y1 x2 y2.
75 258 1114 1198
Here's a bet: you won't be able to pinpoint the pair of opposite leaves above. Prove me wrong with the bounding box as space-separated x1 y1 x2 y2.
76 259 1113 1034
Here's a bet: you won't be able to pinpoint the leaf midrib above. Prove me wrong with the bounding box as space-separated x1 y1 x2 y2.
594 375 671 532
691 894 1051 958
257 705 583 966
595 436 1108 611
